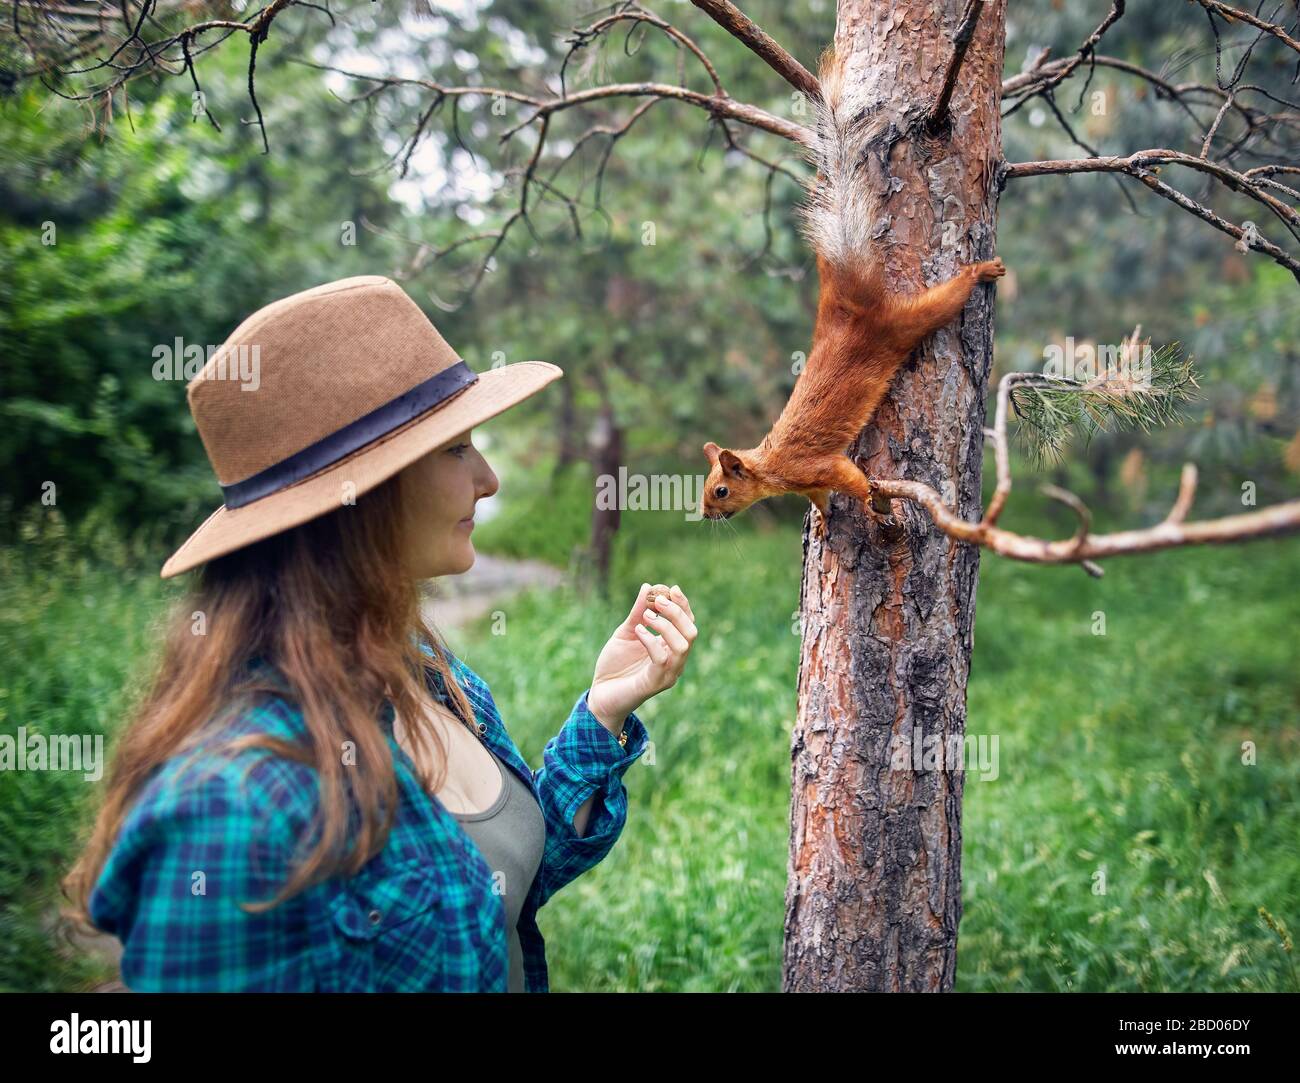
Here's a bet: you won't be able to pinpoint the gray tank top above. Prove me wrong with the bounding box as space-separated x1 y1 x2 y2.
451 746 546 993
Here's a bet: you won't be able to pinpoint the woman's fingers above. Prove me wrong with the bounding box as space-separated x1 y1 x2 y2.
643 601 689 656
623 583 656 631
632 582 694 627
651 593 697 644
633 622 672 665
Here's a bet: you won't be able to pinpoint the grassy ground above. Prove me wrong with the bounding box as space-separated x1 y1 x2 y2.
2 460 1297 991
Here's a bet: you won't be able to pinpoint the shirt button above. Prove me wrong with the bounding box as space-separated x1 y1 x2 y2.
368 909 382 926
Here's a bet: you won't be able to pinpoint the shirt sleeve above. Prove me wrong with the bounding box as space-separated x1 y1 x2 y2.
87 751 316 992
530 687 650 908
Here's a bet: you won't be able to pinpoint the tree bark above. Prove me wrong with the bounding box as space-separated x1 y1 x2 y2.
784 0 1006 991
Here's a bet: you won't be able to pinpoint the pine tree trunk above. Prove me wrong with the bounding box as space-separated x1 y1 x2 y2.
784 0 1006 992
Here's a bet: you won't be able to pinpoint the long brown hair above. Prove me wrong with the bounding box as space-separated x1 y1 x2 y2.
61 464 476 931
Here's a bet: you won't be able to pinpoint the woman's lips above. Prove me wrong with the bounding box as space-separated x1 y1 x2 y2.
459 516 474 528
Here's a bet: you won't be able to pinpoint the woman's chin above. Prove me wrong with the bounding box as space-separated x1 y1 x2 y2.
440 541 475 576
414 536 476 579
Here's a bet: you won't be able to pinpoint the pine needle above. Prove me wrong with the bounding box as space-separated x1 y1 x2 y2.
1008 342 1199 466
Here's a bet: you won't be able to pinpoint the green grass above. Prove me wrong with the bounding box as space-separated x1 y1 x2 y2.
960 539 1300 991
2 470 1297 991
0 510 184 992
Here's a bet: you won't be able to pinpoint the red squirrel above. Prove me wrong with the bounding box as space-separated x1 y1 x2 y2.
700 46 1005 539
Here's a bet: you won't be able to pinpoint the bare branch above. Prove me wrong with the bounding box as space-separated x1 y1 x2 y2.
280 4 813 301
1002 0 1127 118
1002 4 1300 187
687 0 819 100
1163 463 1200 525
1004 149 1300 280
4 0 304 151
870 474 1300 570
1038 483 1091 554
561 6 725 98
926 0 986 131
1004 51 1298 141
892 325 1296 572
306 61 810 146
496 79 809 145
983 372 1044 527
1190 0 1300 56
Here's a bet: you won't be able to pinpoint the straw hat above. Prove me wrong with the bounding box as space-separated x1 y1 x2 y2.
160 275 562 578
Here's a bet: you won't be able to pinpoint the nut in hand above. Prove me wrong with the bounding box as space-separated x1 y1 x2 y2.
644 583 672 609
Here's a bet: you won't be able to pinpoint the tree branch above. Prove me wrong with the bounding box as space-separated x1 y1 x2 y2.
926 0 986 131
1190 0 1300 56
687 0 819 100
1002 0 1127 118
881 335 1298 574
872 472 1300 568
1004 149 1300 280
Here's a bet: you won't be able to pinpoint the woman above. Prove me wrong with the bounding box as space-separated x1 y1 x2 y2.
61 275 697 992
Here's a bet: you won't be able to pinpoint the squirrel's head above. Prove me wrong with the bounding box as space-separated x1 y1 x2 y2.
700 441 763 521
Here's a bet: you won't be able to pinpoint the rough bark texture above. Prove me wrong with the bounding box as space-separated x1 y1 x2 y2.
784 0 1006 992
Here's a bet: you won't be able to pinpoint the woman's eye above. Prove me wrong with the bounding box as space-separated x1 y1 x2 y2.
448 443 470 456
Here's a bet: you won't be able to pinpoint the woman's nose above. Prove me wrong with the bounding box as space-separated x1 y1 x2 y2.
478 459 499 500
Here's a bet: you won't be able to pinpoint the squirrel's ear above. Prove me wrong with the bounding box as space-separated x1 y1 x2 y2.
719 449 746 478
702 441 720 465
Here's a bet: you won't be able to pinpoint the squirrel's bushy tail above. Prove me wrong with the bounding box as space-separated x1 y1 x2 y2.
795 46 888 304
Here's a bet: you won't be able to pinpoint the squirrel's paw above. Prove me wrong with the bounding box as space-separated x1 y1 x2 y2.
970 258 1006 282
811 511 828 542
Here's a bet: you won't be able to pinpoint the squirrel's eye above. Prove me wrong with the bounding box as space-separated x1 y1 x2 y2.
715 486 729 499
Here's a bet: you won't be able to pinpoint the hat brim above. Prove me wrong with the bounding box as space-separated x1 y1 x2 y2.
160 361 563 579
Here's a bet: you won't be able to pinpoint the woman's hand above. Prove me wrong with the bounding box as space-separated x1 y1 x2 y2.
587 583 697 730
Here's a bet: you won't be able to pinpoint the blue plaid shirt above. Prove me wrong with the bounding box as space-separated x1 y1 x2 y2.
88 641 649 991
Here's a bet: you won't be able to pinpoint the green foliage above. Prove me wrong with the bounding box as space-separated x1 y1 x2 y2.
472 460 594 568
0 41 407 541
0 508 181 991
961 533 1300 992
1010 344 1200 466
0 88 221 533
